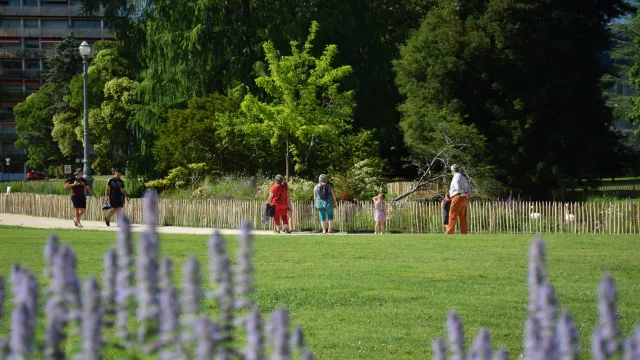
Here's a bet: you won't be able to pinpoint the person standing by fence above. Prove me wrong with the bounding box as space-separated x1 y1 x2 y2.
64 168 97 228
314 174 337 234
104 169 128 227
266 175 291 234
442 192 451 229
372 193 387 234
447 164 471 234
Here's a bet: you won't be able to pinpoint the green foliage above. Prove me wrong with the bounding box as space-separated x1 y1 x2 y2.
242 21 358 178
153 91 270 174
395 0 632 197
256 177 316 202
14 86 64 171
333 160 385 201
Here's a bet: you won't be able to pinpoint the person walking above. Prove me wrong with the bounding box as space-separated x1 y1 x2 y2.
266 175 291 233
104 168 128 226
314 174 337 234
64 168 97 228
446 164 471 234
372 193 387 234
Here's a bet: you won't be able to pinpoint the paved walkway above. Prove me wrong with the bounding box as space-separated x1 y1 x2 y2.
0 214 332 236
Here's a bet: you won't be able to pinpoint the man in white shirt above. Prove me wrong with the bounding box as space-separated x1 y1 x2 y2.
447 164 471 234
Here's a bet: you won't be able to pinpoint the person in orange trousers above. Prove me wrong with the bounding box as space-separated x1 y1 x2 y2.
446 164 471 234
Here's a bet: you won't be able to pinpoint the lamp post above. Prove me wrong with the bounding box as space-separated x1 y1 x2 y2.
78 41 93 193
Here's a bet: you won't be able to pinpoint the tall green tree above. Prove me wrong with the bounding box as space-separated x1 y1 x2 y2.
14 85 64 174
395 0 632 197
241 21 356 179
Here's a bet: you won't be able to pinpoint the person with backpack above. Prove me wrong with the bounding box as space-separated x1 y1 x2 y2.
104 168 128 226
266 175 291 234
63 168 98 228
314 174 337 234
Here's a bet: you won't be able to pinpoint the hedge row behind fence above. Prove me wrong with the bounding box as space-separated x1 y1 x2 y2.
1 194 639 234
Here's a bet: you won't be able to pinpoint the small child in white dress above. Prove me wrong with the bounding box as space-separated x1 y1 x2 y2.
372 193 387 234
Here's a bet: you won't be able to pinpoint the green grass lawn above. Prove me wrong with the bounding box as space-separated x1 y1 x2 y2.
0 227 639 359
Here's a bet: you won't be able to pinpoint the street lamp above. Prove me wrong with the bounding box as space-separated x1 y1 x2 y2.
78 41 93 192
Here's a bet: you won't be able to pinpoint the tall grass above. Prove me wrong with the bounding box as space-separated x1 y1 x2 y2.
1 178 145 198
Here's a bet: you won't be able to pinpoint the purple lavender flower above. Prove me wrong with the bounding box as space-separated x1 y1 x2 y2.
537 282 559 359
183 255 201 319
44 295 65 360
235 221 255 310
159 284 179 345
136 230 160 349
593 328 606 360
208 230 234 336
557 310 579 360
432 337 446 360
143 190 159 226
524 315 540 360
43 233 59 279
528 238 547 316
468 328 492 360
194 317 220 360
493 348 509 360
244 307 263 360
593 275 620 359
115 213 134 346
9 303 32 358
290 325 305 351
268 307 290 360
10 264 38 349
447 311 465 360
623 326 640 360
159 256 173 291
82 278 103 360
102 247 117 323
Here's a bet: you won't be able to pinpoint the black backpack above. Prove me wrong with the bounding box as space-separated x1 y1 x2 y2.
318 184 331 200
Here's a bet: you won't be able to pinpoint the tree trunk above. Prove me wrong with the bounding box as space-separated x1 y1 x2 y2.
285 139 289 182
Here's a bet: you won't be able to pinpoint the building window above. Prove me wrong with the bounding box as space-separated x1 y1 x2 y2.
24 39 40 49
41 20 69 29
23 0 38 5
23 19 39 28
25 60 40 69
0 60 22 69
0 19 22 28
40 0 69 7
73 20 102 29
0 0 21 6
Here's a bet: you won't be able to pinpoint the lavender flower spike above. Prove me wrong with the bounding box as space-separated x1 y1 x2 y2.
268 307 291 360
244 307 263 360
290 325 305 352
136 229 160 349
44 294 65 360
43 233 59 279
623 326 640 360
468 328 492 360
236 220 255 309
537 283 559 359
432 337 446 360
102 247 117 323
194 317 218 360
493 348 509 360
528 238 547 316
159 256 174 291
208 230 234 335
159 283 179 345
143 190 159 226
447 311 465 360
557 310 579 360
82 278 103 360
183 255 201 319
115 212 133 346
9 303 32 358
524 315 541 360
593 275 620 359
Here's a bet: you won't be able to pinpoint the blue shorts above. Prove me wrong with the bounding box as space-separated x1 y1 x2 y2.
317 206 334 222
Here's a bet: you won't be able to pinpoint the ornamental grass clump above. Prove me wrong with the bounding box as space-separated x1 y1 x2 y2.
0 190 312 359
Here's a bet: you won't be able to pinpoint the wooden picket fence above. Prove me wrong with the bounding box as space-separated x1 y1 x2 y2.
1 193 639 234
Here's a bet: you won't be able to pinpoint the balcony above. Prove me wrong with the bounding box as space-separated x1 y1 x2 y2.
0 5 104 17
0 49 46 59
0 27 113 39
0 69 45 80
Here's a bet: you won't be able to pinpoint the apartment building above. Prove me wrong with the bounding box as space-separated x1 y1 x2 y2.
0 0 113 180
